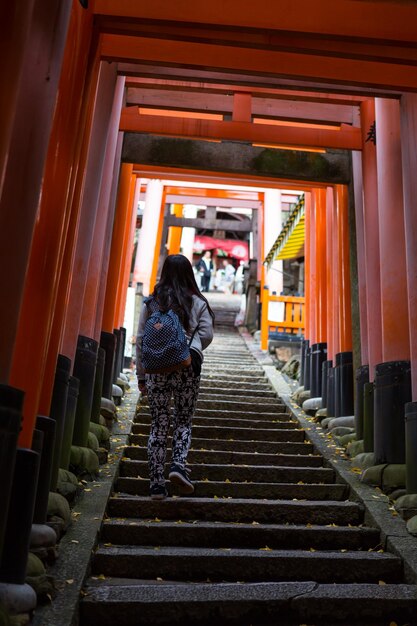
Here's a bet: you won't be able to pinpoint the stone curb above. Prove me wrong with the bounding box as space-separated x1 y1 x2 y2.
32 381 138 626
239 330 417 585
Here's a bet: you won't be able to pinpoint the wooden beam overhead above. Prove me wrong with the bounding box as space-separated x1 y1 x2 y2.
119 108 362 150
166 215 253 232
126 88 358 125
133 165 329 190
164 186 261 201
125 77 368 106
96 18 417 67
119 63 402 98
94 0 417 44
102 35 417 92
164 195 261 209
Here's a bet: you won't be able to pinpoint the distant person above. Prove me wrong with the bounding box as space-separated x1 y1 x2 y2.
222 259 236 294
196 250 214 292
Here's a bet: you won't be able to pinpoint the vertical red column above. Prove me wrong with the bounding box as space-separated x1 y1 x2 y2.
79 76 126 341
150 190 169 293
94 134 125 339
60 61 118 364
401 94 417 400
0 0 72 385
360 100 382 379
313 188 327 344
9 3 95 444
308 190 317 345
375 98 410 362
115 174 139 328
351 151 369 366
304 192 311 344
102 163 135 333
335 185 353 354
325 187 337 361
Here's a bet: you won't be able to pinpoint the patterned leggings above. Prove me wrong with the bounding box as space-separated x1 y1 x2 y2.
146 367 200 486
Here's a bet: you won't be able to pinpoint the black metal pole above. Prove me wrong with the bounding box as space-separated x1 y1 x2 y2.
327 366 335 418
112 329 122 384
363 382 375 453
0 448 40 583
405 401 417 494
72 335 98 447
334 351 354 417
321 360 332 409
60 376 80 471
354 365 369 440
374 360 411 465
49 354 71 491
100 331 116 399
32 416 56 524
311 342 327 398
304 346 311 392
0 384 23 564
91 347 105 424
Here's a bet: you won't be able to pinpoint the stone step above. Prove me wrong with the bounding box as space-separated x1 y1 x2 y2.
92 546 402 584
137 405 289 422
107 496 361 525
80 581 417 626
200 379 271 390
129 434 315 455
115 477 347 500
201 373 266 383
131 423 305 441
119 461 335 484
102 518 379 550
199 386 277 398
195 399 287 413
132 415 296 430
199 392 279 404
124 446 323 468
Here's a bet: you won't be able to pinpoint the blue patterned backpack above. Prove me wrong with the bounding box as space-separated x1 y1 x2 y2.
141 298 192 374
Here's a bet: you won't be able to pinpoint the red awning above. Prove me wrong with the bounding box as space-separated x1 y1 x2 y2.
193 235 248 260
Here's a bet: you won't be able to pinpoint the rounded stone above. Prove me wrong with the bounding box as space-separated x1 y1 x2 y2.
0 584 36 615
29 524 56 549
327 415 355 430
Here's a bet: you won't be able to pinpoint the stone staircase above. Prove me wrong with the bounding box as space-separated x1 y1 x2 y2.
80 316 417 625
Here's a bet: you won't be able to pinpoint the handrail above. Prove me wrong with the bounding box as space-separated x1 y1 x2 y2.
261 291 305 350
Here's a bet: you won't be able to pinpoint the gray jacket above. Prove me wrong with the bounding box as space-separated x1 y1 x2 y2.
135 294 214 379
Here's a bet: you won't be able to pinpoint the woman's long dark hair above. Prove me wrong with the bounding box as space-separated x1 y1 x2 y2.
152 254 215 331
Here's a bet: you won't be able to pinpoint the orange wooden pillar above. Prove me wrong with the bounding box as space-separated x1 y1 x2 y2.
9 2 95 443
114 174 139 328
38 62 104 417
374 98 410 464
351 149 369 367
325 187 338 363
167 204 183 255
313 188 327 344
375 99 410 363
102 164 135 333
60 61 118 366
259 195 269 352
94 134 125 339
0 0 72 385
360 100 382 379
401 94 417 401
150 190 169 293
335 185 352 354
79 76 126 341
308 190 317 346
304 192 311 346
